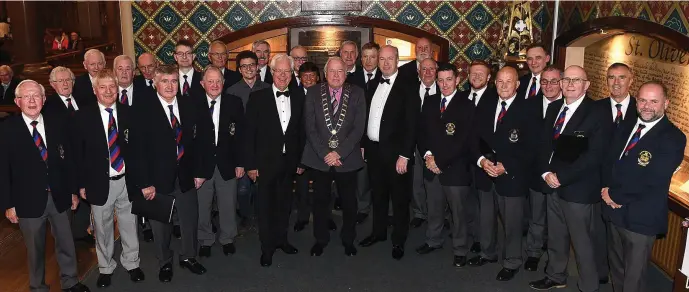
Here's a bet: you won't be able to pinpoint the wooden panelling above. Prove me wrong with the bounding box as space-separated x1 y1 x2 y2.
653 211 684 276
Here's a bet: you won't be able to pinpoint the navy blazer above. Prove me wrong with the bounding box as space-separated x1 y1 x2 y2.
516 73 540 100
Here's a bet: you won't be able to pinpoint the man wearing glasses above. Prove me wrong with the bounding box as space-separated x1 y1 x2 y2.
44 66 80 117
289 45 308 91
174 40 203 100
208 40 241 92
134 52 158 96
529 65 610 292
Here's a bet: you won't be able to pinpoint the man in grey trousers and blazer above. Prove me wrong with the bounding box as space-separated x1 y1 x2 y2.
302 57 366 257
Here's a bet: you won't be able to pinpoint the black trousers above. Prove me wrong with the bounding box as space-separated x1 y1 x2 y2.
367 142 412 246
294 168 312 223
256 157 295 253
311 168 358 246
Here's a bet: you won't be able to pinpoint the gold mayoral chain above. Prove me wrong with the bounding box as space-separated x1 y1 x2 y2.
320 83 350 150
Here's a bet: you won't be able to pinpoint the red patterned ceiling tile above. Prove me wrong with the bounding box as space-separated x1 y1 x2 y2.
243 1 266 16
447 22 475 49
619 2 640 18
170 1 197 16
484 0 509 17
137 23 166 51
453 57 469 80
559 1 577 18
483 21 503 49
381 1 405 16
532 26 542 44
277 1 301 17
420 21 440 36
451 1 474 14
578 2 595 20
207 23 231 41
598 2 617 18
137 1 162 17
648 2 674 23
678 2 689 22
207 1 232 15
173 23 202 44
416 1 440 15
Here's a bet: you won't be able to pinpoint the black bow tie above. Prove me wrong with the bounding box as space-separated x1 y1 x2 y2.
276 91 290 97
380 78 390 84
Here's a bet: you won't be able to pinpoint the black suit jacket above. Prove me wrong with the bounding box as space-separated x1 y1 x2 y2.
0 113 76 218
129 95 213 195
596 96 638 134
195 94 245 180
603 116 685 235
288 73 304 93
43 93 79 118
538 96 609 203
223 69 242 92
177 70 204 100
132 75 156 101
516 73 540 100
259 66 273 84
347 67 383 97
458 87 499 188
526 93 560 192
243 87 305 177
0 78 21 105
73 73 97 106
471 96 540 195
398 61 419 84
417 92 474 186
71 103 136 206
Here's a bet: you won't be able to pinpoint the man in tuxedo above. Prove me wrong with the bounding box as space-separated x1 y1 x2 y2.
253 40 272 84
0 80 90 292
359 45 420 260
71 69 145 288
114 55 148 108
0 65 20 104
468 66 539 281
44 66 80 117
415 63 474 267
196 67 245 258
129 65 212 282
73 49 105 106
524 66 562 272
243 54 305 266
529 65 609 292
208 40 241 91
302 57 366 257
602 81 685 292
398 37 434 83
289 45 308 91
134 52 158 94
517 43 549 100
174 40 203 100
340 40 360 77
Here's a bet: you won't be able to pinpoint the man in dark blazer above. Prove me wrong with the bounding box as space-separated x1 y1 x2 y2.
288 45 308 92
134 52 158 95
415 63 474 267
0 80 90 292
468 66 540 281
359 45 420 260
71 69 144 288
302 57 366 257
517 43 550 100
529 65 609 292
208 41 241 92
195 67 245 258
602 81 685 292
73 49 105 107
397 37 434 84
115 55 151 108
44 66 81 117
174 40 204 100
129 65 213 282
253 40 273 84
243 54 305 267
0 65 20 104
340 40 361 78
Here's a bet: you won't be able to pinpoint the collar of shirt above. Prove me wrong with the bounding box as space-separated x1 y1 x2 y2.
207 94 221 106
294 72 301 85
119 83 133 94
470 86 487 99
442 89 457 104
610 93 631 111
365 67 378 77
272 84 289 97
157 93 178 108
381 70 399 86
560 94 586 114
499 94 518 110
329 86 342 102
97 102 116 115
347 66 356 74
179 69 194 83
59 94 75 104
544 93 562 104
22 113 44 130
220 68 225 75
633 116 663 138
421 81 436 90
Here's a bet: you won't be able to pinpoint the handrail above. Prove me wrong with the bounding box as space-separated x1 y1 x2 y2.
0 105 19 113
46 42 116 62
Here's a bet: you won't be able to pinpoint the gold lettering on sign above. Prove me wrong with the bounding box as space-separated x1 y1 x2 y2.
584 33 689 156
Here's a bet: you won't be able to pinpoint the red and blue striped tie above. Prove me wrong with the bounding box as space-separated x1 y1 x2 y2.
497 101 507 123
105 108 124 172
169 105 184 161
553 106 569 139
31 121 48 162
528 77 537 98
622 124 645 157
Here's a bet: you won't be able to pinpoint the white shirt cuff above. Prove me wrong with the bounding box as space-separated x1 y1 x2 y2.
399 155 409 160
424 151 432 159
541 172 552 181
477 156 485 168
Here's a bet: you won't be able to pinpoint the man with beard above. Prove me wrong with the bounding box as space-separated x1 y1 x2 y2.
174 40 204 100
253 40 272 84
398 38 434 83
73 49 105 106
208 41 241 91
601 81 685 292
44 67 80 117
517 43 550 100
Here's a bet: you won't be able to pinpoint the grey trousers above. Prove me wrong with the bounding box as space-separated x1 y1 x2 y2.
465 185 480 244
424 176 471 256
198 167 238 246
545 191 599 292
607 222 655 292
91 177 140 274
410 150 427 219
18 194 79 292
478 184 525 269
356 163 371 214
477 188 498 260
150 181 199 267
526 188 547 258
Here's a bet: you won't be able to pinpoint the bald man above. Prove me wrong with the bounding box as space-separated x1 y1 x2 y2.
529 65 610 292
134 52 158 93
398 38 434 83
208 40 241 91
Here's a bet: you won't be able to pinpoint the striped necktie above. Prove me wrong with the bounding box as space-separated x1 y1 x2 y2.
622 124 645 157
120 89 128 105
169 105 184 161
553 106 569 139
182 75 190 96
614 103 623 126
497 101 507 123
31 121 48 162
528 77 537 98
331 89 339 114
105 108 124 172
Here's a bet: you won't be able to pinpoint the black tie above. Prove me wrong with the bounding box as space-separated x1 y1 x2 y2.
277 91 290 97
209 100 216 115
380 78 390 84
147 79 152 87
424 87 430 99
472 92 477 106
366 73 373 83
66 98 75 114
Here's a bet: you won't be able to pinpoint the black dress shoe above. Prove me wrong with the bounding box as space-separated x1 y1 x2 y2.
199 245 211 257
63 282 90 292
143 229 154 242
173 225 181 239
127 267 145 282
293 220 308 232
599 277 609 285
328 219 337 231
359 235 385 247
415 243 441 255
355 213 368 225
496 268 518 281
470 242 481 253
158 263 173 282
453 256 467 267
179 258 207 275
260 252 273 267
310 243 324 256
344 244 357 256
392 245 405 260
542 242 548 251
278 243 298 254
524 257 539 271
222 243 236 255
75 235 95 245
467 256 497 267
96 273 112 288
529 277 567 290
409 218 425 228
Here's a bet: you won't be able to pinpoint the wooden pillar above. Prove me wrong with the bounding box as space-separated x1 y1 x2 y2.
104 1 122 53
119 1 135 60
6 1 44 64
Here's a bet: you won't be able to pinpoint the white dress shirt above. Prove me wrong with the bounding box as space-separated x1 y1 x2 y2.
618 117 662 159
347 66 356 75
179 68 195 90
542 94 562 118
541 94 586 179
364 68 378 84
609 94 631 122
207 95 221 144
59 94 79 111
419 81 437 107
22 113 46 146
476 94 517 167
523 73 541 100
425 89 457 158
367 71 398 142
273 85 291 153
259 65 267 82
98 103 125 176
118 83 134 106
469 86 488 107
157 94 181 126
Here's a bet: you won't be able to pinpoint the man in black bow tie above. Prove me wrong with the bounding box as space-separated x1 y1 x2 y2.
243 53 306 267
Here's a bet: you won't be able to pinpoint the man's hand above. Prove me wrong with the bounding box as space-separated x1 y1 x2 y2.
601 187 622 209
79 188 86 200
235 167 245 178
324 152 341 166
480 159 499 177
361 148 365 160
71 194 79 210
5 207 18 224
494 162 506 176
544 173 561 188
425 156 441 174
248 170 259 182
141 186 156 200
296 167 305 175
194 178 206 189
396 157 408 174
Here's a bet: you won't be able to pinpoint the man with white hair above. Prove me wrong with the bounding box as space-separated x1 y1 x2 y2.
252 40 272 84
44 66 80 116
73 48 105 106
0 80 91 292
0 65 21 104
398 37 435 83
114 55 144 107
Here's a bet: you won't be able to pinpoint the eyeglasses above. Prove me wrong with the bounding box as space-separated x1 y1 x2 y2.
239 63 256 70
19 94 43 101
51 78 74 83
175 52 194 57
540 79 560 85
560 78 587 85
272 69 292 76
208 52 226 58
139 65 157 71
293 57 307 62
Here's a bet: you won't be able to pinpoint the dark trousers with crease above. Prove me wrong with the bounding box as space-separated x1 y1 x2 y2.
150 180 199 267
311 168 357 246
607 222 655 292
256 156 294 253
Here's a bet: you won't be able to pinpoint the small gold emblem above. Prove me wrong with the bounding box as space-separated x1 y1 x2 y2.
229 123 236 136
446 123 456 135
638 150 651 167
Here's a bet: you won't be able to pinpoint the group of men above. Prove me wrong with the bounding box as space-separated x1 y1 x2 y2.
0 35 684 292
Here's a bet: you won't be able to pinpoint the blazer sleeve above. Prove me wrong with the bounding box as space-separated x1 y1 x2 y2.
194 102 215 179
0 123 11 211
304 89 328 160
69 111 87 189
337 87 366 160
243 92 259 171
416 102 430 158
230 95 246 167
401 85 421 159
